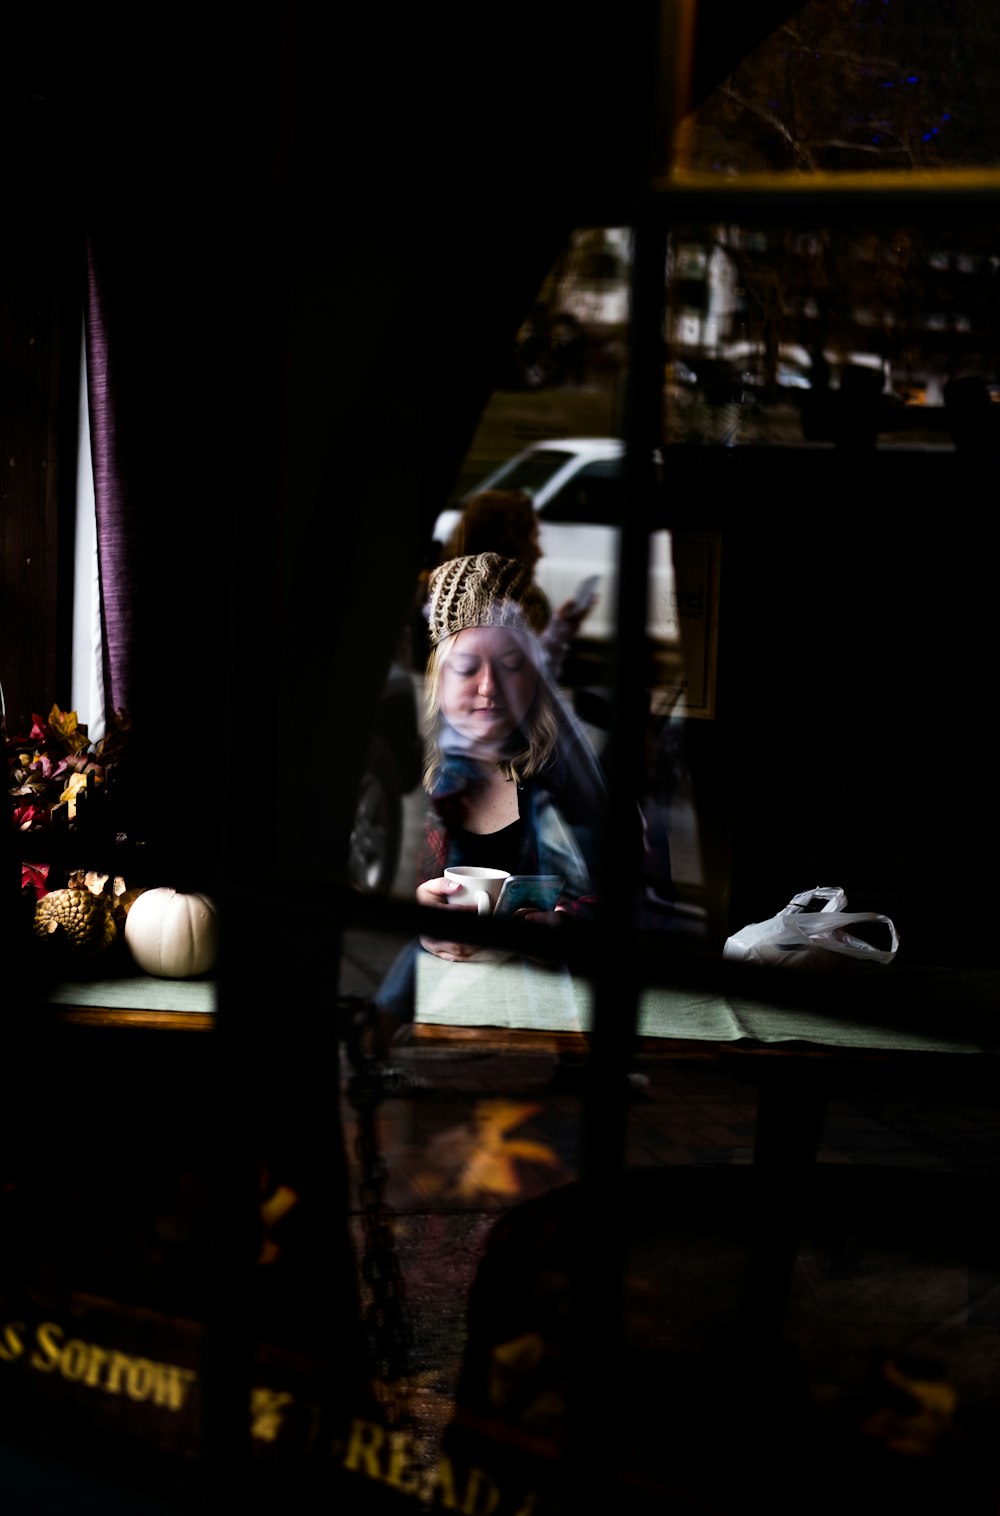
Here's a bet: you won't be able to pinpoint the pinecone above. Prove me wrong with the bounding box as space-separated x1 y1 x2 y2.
33 871 117 961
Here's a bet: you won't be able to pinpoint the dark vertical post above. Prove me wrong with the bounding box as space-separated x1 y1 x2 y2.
564 194 670 1501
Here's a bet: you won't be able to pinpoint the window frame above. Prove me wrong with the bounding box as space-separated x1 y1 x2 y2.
9 11 1000 1511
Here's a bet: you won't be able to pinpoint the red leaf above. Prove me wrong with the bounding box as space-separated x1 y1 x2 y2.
21 863 50 901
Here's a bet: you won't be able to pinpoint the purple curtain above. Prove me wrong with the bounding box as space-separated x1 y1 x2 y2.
78 228 236 860
84 239 141 721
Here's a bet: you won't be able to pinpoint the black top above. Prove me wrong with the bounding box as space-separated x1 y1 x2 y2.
452 814 529 875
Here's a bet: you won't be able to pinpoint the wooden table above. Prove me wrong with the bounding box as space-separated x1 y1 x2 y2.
412 975 1000 1344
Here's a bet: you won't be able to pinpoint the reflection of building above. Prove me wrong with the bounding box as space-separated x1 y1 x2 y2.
666 224 1000 396
667 240 732 353
549 228 632 331
546 218 1000 401
494 229 634 393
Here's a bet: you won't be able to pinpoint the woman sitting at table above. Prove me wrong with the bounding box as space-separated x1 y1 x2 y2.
374 551 608 1043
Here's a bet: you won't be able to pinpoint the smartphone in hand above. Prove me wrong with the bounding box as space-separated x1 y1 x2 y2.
493 875 564 917
566 574 600 617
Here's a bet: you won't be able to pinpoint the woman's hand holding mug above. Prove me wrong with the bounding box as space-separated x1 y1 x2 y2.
418 867 511 962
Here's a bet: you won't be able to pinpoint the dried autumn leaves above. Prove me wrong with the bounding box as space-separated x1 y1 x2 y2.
9 705 130 832
8 704 133 904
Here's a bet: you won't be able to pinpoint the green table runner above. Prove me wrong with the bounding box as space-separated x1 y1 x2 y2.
416 952 1000 1054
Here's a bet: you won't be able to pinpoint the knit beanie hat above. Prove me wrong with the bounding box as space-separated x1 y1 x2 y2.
426 553 547 646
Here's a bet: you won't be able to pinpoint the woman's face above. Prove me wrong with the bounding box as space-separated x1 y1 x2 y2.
437 626 540 748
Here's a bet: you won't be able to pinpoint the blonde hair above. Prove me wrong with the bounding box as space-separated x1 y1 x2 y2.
423 632 559 789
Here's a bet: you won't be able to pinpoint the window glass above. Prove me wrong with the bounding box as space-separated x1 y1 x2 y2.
665 221 1000 450
14 7 1000 1505
331 227 630 1493
672 0 1000 180
345 229 629 909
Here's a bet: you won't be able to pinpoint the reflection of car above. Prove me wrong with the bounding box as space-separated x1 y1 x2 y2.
738 362 811 395
432 438 678 647
694 358 748 405
776 363 811 391
349 657 423 894
665 359 698 386
893 379 928 406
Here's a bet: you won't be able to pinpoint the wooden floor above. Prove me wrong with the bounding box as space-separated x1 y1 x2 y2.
337 1036 1000 1512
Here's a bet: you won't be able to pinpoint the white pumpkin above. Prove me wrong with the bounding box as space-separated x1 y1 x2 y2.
124 887 217 978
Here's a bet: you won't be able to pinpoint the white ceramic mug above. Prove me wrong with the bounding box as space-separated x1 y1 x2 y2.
443 866 511 916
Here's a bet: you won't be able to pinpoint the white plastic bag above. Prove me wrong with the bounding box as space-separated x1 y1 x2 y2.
723 886 899 969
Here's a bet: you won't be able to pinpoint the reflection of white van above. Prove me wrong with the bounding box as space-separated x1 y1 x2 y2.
432 438 678 645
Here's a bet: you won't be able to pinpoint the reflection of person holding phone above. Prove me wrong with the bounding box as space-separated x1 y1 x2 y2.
374 552 608 1044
